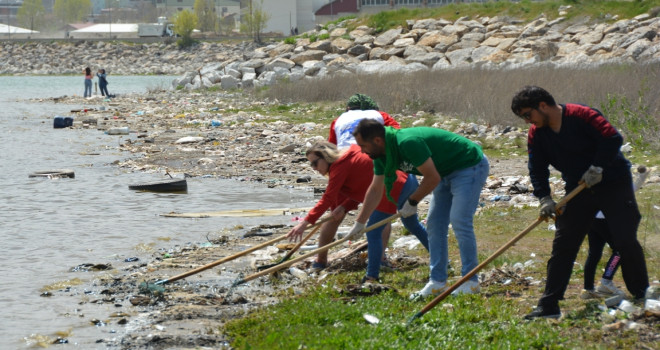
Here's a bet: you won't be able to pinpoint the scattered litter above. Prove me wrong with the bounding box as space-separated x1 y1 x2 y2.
605 294 623 308
618 300 640 313
392 236 422 250
363 314 380 324
250 246 279 261
289 267 308 281
644 299 660 312
175 136 204 144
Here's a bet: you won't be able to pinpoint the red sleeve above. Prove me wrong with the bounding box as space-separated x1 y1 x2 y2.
328 118 338 145
380 111 400 129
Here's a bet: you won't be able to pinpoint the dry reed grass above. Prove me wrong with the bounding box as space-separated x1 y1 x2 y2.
262 63 660 148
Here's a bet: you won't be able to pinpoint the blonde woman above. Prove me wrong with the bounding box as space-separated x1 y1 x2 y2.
286 141 428 282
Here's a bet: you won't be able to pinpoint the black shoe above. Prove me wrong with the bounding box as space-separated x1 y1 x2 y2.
524 305 561 320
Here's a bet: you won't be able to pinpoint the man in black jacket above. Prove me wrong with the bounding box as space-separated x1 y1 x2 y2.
511 85 649 319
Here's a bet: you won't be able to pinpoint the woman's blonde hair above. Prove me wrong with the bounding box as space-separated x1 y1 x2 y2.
306 140 342 165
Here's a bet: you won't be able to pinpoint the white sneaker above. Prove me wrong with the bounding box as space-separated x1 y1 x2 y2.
596 279 625 296
409 279 447 300
451 279 480 295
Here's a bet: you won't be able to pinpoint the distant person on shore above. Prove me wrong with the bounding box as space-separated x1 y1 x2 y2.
286 141 429 283
97 69 110 97
83 67 92 97
510 85 649 320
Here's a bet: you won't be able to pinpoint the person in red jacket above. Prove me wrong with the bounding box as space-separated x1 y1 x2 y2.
286 141 428 282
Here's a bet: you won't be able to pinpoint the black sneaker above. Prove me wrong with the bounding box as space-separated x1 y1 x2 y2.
524 305 561 320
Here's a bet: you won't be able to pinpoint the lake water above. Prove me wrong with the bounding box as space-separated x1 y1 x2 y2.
0 76 314 348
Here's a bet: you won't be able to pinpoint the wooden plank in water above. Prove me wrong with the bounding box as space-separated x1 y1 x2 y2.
160 207 309 218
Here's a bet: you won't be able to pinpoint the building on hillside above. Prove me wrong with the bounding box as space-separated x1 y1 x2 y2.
0 23 38 38
155 0 240 20
241 0 314 36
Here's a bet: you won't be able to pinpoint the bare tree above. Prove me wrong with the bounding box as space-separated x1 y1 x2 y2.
240 0 270 43
17 0 46 31
54 0 91 24
194 0 216 32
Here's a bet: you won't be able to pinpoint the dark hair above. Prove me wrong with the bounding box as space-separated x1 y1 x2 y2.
85 67 91 75
352 118 385 142
346 93 379 110
511 85 557 116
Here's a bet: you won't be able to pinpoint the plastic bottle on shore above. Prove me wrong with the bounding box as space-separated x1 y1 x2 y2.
106 127 129 135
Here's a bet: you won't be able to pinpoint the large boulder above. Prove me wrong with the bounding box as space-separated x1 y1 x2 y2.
373 28 403 47
290 50 327 65
331 37 354 54
264 57 295 71
220 75 239 89
307 40 332 53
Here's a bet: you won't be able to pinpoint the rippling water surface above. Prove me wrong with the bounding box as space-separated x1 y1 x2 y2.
0 76 314 348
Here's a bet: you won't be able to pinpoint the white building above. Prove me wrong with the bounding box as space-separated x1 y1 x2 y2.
0 23 39 38
251 0 315 36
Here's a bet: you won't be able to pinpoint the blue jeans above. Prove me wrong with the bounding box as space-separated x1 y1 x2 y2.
365 174 429 279
426 156 489 283
84 79 92 97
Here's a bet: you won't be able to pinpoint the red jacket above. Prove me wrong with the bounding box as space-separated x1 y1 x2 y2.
304 144 407 224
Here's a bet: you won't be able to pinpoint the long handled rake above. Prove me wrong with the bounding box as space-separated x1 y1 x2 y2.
227 213 402 294
140 216 333 292
406 183 586 326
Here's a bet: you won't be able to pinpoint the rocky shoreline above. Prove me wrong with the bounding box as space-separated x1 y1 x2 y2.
3 10 659 91
39 90 534 349
35 89 658 349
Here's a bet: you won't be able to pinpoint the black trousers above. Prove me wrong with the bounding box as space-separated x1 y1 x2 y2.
539 177 649 308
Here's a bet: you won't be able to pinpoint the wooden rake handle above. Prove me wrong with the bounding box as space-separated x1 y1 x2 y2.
280 218 326 261
235 213 401 286
158 216 333 284
412 183 586 320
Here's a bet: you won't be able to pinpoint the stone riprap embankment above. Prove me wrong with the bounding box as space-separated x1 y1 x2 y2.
0 40 263 75
1 10 658 87
173 11 660 90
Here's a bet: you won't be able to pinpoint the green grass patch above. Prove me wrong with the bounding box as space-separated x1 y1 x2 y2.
224 286 569 349
223 186 659 348
352 0 660 33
